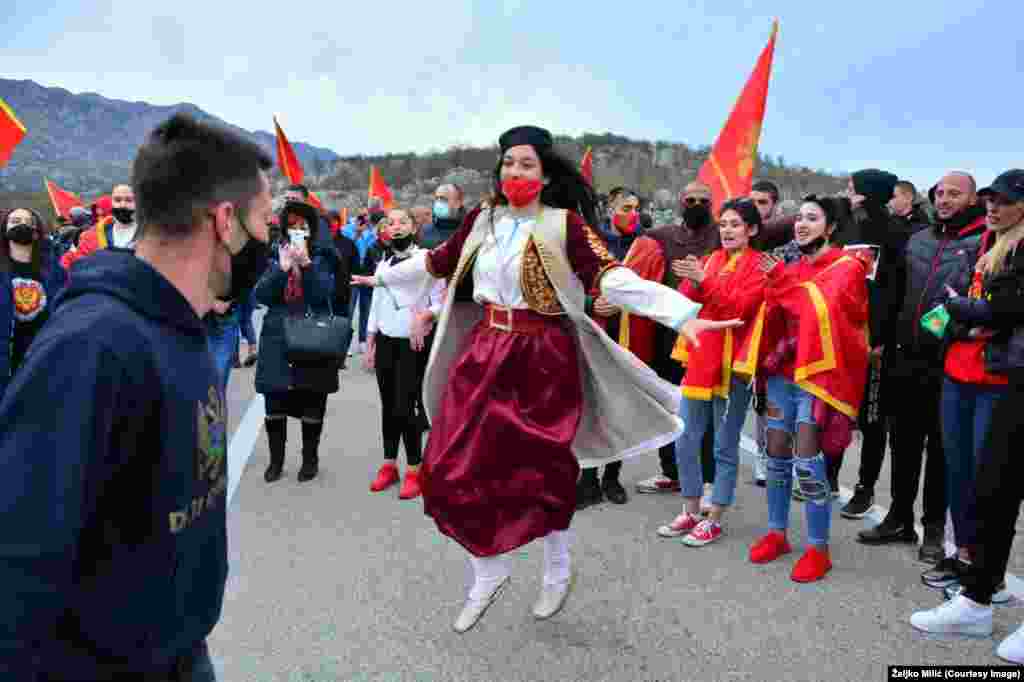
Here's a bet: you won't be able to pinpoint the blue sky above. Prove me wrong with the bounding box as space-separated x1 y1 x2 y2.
3 0 1020 191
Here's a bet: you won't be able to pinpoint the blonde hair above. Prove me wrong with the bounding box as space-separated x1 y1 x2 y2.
979 218 1024 276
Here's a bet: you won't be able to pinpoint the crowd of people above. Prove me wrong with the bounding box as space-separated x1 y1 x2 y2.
0 111 1021 678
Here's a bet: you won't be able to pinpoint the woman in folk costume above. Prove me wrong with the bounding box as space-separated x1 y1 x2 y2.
352 125 739 633
656 199 768 547
748 195 870 583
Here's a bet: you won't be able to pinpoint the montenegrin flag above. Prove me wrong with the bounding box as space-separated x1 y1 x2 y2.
0 96 27 168
368 165 394 210
273 115 324 210
44 179 85 219
580 146 594 186
697 19 779 214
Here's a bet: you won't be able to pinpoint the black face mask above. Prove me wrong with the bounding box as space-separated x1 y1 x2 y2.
390 234 414 252
798 236 829 255
112 207 135 225
5 223 36 245
227 235 271 301
683 204 712 229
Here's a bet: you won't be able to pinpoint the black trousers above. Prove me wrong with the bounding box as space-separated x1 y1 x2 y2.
375 334 423 466
886 346 947 528
961 369 1024 605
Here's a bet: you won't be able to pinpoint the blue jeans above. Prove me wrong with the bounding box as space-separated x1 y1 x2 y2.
206 311 240 396
764 376 831 547
350 286 374 343
941 377 1007 548
675 377 753 507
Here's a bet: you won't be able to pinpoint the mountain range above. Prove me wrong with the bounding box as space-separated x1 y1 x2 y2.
0 78 340 194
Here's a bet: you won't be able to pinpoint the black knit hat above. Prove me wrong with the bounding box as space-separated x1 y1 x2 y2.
852 169 899 206
498 126 553 154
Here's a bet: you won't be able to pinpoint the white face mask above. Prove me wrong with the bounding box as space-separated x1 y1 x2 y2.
288 228 309 246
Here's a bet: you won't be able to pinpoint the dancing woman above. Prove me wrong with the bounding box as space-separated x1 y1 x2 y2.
353 125 738 632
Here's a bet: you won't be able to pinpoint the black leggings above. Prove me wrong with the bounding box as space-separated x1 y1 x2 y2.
960 370 1024 605
375 334 423 466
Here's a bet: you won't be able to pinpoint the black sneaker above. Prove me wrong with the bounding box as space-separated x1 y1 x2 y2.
840 485 874 519
602 477 628 505
857 516 919 545
922 557 969 589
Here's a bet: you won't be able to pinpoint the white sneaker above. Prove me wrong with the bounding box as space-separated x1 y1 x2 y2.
997 622 1024 664
944 581 1014 605
909 595 993 636
359 341 368 354
700 483 714 515
635 474 680 494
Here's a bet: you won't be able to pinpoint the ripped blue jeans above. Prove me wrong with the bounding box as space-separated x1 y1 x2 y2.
764 376 831 547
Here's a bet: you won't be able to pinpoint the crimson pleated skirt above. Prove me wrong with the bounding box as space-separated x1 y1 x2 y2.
421 318 583 557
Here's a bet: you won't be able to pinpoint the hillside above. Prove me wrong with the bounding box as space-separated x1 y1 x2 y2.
0 78 339 194
0 80 846 222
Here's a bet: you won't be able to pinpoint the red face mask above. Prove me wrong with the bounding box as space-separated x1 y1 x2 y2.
613 211 639 235
501 178 544 208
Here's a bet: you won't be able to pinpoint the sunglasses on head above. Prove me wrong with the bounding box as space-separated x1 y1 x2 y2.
684 197 711 206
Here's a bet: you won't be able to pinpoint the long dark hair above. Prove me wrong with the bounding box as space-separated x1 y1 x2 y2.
491 146 599 227
0 208 49 276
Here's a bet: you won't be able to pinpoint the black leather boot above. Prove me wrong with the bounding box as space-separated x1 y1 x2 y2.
298 420 323 483
264 418 286 483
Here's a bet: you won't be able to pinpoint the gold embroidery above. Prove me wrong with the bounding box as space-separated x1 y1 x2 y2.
521 238 564 315
582 224 616 265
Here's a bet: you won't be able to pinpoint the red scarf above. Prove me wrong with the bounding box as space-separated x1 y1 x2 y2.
284 266 304 304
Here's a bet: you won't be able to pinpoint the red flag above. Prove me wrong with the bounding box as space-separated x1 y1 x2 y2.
0 96 27 168
368 166 394 210
697 19 778 214
273 116 324 211
580 147 593 186
44 179 85 219
273 116 304 185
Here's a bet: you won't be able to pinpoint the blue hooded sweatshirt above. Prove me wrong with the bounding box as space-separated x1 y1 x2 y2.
0 250 227 680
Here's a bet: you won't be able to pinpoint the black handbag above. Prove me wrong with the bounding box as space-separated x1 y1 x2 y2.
284 297 353 365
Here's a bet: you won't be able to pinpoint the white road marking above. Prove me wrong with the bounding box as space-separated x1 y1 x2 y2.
227 394 265 508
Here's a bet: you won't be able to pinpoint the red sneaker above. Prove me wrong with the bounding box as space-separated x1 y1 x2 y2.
370 462 400 492
749 532 792 564
399 469 422 499
791 547 832 583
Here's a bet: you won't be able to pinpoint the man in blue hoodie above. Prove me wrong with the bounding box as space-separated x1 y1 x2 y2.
0 112 273 681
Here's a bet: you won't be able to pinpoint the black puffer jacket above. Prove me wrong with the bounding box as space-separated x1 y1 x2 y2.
897 205 987 360
945 233 1024 373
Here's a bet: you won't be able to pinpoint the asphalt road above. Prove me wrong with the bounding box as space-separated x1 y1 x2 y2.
211 347 1023 682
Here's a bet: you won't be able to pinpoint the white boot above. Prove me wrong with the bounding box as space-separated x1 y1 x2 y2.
534 530 574 620
454 555 510 633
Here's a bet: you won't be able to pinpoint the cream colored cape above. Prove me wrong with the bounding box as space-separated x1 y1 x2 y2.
422 207 684 468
